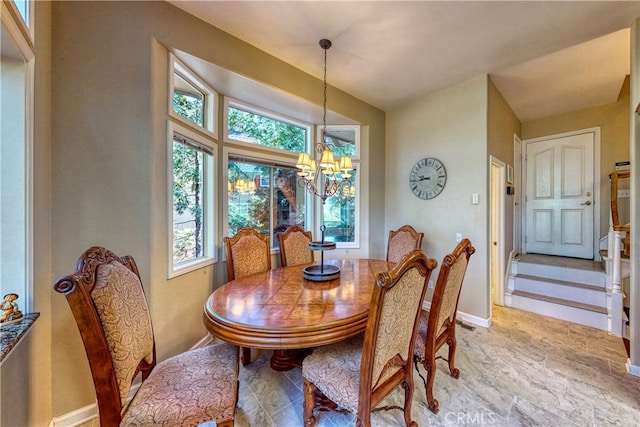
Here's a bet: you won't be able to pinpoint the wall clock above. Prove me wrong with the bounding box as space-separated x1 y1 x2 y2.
409 157 446 199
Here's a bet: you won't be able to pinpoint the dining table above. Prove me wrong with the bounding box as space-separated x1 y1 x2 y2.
203 258 394 371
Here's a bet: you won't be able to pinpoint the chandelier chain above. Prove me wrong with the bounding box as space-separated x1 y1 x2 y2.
323 46 327 130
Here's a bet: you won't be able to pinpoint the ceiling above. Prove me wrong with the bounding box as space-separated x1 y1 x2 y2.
168 1 640 122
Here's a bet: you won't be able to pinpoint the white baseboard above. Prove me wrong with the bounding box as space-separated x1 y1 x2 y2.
48 404 97 427
421 301 490 328
50 336 213 427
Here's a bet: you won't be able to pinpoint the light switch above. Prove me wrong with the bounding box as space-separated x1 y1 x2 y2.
472 193 479 204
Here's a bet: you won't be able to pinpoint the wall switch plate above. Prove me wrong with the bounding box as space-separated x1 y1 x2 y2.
618 189 630 198
428 280 434 289
456 233 462 242
472 193 479 204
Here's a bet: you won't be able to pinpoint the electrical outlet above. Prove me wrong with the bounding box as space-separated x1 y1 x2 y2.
456 233 462 243
428 280 434 289
618 189 630 198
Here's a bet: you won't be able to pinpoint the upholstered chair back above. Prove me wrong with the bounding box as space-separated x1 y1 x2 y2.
368 263 428 388
434 251 469 335
92 260 155 406
362 250 437 395
224 228 271 281
386 224 424 263
278 225 313 267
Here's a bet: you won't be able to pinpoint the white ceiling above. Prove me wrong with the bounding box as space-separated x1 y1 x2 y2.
169 1 640 122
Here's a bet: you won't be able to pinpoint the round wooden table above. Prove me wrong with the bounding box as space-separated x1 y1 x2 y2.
203 258 393 370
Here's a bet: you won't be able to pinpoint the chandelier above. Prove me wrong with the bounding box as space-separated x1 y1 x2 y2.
296 39 353 204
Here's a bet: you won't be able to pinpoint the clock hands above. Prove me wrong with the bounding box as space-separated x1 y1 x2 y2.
410 175 431 183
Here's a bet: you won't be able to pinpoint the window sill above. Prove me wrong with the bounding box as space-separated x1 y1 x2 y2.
0 312 39 367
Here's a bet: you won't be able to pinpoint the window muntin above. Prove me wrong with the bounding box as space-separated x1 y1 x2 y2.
228 158 307 248
226 102 307 154
169 127 216 276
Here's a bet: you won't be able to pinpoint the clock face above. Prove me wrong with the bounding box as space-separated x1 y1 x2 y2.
409 157 446 199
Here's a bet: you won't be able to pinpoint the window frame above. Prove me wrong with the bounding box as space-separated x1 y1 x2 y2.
169 54 218 139
167 121 218 279
1 0 35 312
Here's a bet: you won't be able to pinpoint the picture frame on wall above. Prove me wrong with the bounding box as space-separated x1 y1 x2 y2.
506 165 514 184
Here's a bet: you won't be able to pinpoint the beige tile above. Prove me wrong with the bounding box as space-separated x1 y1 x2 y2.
232 305 640 427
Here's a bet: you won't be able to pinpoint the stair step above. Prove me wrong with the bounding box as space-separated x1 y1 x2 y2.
514 274 606 307
514 260 604 286
511 290 608 330
512 290 607 313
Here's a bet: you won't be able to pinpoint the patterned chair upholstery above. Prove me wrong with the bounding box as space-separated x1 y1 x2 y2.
386 224 424 263
413 238 475 414
53 247 239 427
277 225 313 267
224 227 271 281
224 228 271 365
302 250 437 427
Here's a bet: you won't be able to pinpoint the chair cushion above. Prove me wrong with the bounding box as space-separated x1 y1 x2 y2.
414 310 428 359
93 261 154 406
302 336 363 414
121 342 239 427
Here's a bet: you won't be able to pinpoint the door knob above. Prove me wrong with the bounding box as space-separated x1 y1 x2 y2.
581 200 592 206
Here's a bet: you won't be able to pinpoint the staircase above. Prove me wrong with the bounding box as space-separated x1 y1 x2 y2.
505 254 608 330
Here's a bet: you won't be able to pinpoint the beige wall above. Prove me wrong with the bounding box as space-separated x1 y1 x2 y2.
49 0 384 417
522 77 631 239
386 75 490 322
488 78 522 265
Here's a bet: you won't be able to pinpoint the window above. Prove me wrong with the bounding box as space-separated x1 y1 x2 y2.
319 126 360 247
227 157 307 248
170 55 217 137
13 0 30 29
322 167 358 245
225 100 312 248
168 124 215 276
1 1 34 310
226 99 306 154
168 56 219 277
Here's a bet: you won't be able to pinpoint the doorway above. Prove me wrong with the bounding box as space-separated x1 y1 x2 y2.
490 157 506 307
522 128 600 259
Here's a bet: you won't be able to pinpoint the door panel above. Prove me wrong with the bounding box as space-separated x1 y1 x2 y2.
525 132 594 258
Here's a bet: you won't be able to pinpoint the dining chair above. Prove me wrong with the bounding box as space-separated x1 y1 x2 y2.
302 250 438 427
224 227 271 281
413 238 475 414
277 225 313 267
224 227 271 365
386 224 424 263
53 246 239 427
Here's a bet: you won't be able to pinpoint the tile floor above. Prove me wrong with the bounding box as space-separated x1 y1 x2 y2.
229 305 640 426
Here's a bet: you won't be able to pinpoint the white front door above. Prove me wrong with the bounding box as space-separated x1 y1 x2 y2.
524 131 595 258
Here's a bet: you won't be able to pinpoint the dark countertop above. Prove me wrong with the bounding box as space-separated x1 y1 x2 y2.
0 313 40 365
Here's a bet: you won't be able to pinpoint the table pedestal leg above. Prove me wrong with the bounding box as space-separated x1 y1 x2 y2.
270 349 310 371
